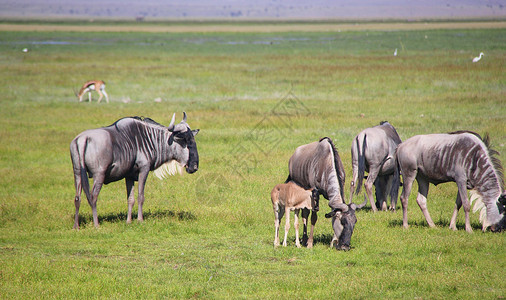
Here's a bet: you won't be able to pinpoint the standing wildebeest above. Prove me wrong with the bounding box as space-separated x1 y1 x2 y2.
271 181 319 248
286 137 365 251
70 112 199 229
349 121 402 211
396 131 506 232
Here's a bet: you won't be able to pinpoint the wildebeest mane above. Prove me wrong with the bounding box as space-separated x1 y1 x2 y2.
111 116 167 131
379 121 402 144
449 130 504 189
132 116 165 127
448 130 481 139
319 137 345 199
483 134 505 189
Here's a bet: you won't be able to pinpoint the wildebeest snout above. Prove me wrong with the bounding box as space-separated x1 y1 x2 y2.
337 244 351 251
186 163 198 174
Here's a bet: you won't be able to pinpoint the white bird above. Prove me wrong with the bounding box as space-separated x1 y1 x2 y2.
394 48 398 56
472 52 484 63
22 48 28 53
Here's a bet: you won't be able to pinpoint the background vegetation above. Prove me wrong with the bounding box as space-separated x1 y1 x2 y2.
0 22 504 298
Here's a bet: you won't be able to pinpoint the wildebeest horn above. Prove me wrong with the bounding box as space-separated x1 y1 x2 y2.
168 113 176 131
355 194 368 209
182 111 187 123
325 203 349 218
335 203 349 212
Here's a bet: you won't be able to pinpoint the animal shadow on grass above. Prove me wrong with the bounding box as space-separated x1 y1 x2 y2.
311 233 334 246
388 219 482 230
77 208 196 227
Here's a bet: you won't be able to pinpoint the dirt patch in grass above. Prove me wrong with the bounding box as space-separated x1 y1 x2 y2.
1 21 506 33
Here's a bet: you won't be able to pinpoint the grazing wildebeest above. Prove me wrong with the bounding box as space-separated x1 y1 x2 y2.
271 181 319 248
70 112 199 229
396 131 506 232
349 121 402 211
286 137 365 251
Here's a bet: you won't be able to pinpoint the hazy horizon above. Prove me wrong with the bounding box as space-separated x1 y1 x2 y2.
1 0 505 20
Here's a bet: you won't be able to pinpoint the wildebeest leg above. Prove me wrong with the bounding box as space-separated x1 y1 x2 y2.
125 178 135 224
385 175 397 211
375 176 389 211
364 167 380 212
449 193 462 231
73 171 82 229
301 208 310 247
294 209 301 248
400 170 416 229
307 211 317 248
273 204 284 247
136 168 150 222
415 177 435 228
349 165 358 204
283 207 290 247
456 180 472 233
90 174 105 227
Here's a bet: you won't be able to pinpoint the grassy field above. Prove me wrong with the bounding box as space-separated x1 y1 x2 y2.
0 22 505 298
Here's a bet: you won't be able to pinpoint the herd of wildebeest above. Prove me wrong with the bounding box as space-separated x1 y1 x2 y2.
70 99 506 251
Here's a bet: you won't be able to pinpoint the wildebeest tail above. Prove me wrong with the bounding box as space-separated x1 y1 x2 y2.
74 137 91 202
355 134 367 195
390 153 401 206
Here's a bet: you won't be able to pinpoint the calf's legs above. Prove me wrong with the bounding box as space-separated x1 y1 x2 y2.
273 204 284 247
282 207 291 247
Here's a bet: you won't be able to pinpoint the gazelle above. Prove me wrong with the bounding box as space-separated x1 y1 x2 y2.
75 80 109 103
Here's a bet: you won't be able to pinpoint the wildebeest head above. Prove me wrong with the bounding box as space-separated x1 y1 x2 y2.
490 192 506 232
168 112 199 174
325 201 366 251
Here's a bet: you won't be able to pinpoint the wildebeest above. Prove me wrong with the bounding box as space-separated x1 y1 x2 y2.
349 121 402 211
286 137 365 250
70 112 199 229
271 181 319 248
396 131 506 232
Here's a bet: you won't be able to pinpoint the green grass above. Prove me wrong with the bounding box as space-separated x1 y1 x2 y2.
0 23 505 299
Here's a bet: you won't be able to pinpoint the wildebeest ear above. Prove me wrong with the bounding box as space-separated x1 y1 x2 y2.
499 193 506 206
192 129 199 137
